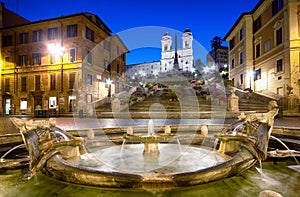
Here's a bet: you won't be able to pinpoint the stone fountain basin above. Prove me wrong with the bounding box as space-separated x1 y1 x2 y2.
42 141 257 188
123 133 176 143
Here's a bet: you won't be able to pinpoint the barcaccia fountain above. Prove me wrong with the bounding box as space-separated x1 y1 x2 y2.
8 101 279 188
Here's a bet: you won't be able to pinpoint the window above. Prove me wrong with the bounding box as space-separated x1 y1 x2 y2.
69 73 75 89
276 59 283 73
48 27 58 40
50 74 56 90
19 32 28 44
3 35 12 46
20 98 27 110
87 51 92 64
254 69 261 80
275 27 282 46
67 24 78 37
255 43 261 58
264 40 271 53
87 74 92 85
239 28 243 41
70 49 76 62
239 52 243 64
19 55 28 66
5 78 10 92
253 16 261 33
231 59 235 69
164 45 168 51
229 37 235 49
86 27 94 41
272 0 283 16
32 53 41 65
35 75 41 91
33 30 42 42
240 74 244 84
21 77 27 92
185 41 190 48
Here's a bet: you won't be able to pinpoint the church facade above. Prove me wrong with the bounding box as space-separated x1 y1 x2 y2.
126 28 194 78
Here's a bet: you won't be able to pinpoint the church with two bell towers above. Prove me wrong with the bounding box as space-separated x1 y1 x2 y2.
126 28 194 78
161 28 193 72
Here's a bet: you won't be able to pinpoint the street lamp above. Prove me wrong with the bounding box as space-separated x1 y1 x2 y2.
48 44 65 114
48 44 64 93
106 78 112 97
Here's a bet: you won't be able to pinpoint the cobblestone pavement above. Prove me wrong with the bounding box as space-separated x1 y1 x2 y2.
1 116 299 135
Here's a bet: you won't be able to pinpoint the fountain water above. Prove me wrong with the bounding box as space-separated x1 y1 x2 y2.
148 119 154 136
7 101 280 188
270 135 299 164
0 144 26 162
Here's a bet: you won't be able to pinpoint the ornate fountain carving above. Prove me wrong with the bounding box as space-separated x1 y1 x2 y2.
8 101 279 188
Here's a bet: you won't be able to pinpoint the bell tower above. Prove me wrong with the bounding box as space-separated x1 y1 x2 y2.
182 28 193 49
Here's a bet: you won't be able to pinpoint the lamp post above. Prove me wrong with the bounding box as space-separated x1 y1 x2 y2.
48 44 65 112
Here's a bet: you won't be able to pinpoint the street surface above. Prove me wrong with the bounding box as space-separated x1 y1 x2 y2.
1 116 299 135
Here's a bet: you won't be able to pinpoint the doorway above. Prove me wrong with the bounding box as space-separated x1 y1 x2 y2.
5 99 10 115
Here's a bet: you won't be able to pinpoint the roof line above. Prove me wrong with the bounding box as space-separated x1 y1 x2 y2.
223 0 265 40
0 12 112 34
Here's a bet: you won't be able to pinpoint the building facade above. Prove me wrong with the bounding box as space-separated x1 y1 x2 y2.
126 28 194 78
225 0 300 100
206 46 228 69
0 5 127 115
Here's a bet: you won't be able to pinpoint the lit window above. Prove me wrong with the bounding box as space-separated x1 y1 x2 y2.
20 98 27 110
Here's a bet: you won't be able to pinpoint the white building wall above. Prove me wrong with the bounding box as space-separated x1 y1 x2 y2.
127 30 194 78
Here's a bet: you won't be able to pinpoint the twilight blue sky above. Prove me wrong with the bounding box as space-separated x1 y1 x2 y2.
4 0 259 64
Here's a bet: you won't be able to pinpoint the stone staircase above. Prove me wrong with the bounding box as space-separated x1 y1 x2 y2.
95 88 274 118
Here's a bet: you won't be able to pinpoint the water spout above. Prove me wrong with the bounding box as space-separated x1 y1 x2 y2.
255 160 263 174
270 135 299 165
120 139 126 154
53 130 71 141
0 144 26 162
148 119 155 136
